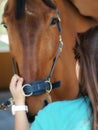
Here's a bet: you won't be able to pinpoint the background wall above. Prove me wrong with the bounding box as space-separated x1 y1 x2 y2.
0 2 14 130
0 52 13 90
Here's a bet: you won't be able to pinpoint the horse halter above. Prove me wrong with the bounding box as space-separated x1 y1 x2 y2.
0 10 63 110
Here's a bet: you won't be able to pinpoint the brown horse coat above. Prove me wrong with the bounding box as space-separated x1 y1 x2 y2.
2 0 97 116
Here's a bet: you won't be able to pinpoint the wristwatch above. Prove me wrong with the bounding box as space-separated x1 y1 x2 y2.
12 105 28 115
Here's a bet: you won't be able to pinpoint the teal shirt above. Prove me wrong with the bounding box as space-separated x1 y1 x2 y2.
30 96 93 130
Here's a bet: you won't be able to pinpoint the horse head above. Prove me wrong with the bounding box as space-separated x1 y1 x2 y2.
2 0 63 117
2 0 97 121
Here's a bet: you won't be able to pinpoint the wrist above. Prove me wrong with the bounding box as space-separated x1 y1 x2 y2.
15 102 25 105
14 99 25 105
12 105 28 115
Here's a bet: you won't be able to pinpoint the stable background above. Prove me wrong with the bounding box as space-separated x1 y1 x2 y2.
0 91 14 130
0 52 14 130
0 1 14 129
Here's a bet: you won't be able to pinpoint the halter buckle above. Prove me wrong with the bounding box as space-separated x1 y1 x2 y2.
22 84 33 97
45 80 52 93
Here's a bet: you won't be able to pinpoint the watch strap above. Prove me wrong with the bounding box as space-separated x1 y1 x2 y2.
12 105 28 115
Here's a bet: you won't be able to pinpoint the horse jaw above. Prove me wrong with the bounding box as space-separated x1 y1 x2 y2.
26 93 52 116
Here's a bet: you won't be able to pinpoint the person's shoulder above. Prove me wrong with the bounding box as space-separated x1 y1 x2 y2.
38 96 91 114
38 101 62 114
32 96 93 130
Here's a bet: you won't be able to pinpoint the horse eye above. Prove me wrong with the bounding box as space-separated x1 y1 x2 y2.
50 17 58 26
1 22 8 29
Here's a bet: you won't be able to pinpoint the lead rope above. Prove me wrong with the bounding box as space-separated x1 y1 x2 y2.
0 59 16 110
12 57 18 74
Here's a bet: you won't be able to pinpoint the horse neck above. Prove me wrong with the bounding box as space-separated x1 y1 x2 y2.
57 0 97 68
51 0 97 100
51 1 79 100
59 0 97 32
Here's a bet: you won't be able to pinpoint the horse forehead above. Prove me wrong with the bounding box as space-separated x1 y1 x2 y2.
25 0 54 15
3 0 53 19
6 0 52 11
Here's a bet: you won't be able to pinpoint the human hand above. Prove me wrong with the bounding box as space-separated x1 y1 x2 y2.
9 74 25 105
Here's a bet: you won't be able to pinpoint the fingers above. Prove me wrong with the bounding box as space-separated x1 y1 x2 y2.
10 74 24 91
9 74 25 105
16 77 23 90
10 74 20 88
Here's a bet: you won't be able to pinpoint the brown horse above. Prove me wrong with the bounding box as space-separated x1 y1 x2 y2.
2 0 97 120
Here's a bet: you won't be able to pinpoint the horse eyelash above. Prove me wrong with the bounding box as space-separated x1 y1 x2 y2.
50 17 59 26
1 21 8 29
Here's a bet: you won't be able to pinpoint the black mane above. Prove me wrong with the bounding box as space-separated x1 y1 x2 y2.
15 0 56 19
42 0 56 9
15 0 25 19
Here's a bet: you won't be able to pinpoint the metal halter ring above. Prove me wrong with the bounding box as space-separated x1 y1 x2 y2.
45 80 52 93
22 84 33 97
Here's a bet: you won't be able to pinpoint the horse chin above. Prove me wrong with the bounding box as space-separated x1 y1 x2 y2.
27 112 36 123
44 100 49 107
27 100 49 123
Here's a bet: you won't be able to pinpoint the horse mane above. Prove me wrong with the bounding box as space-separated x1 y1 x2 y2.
15 0 56 19
15 0 25 19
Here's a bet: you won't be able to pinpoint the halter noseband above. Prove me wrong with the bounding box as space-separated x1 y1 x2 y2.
0 10 63 110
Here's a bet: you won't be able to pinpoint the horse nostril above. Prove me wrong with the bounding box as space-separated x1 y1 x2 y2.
44 100 49 107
